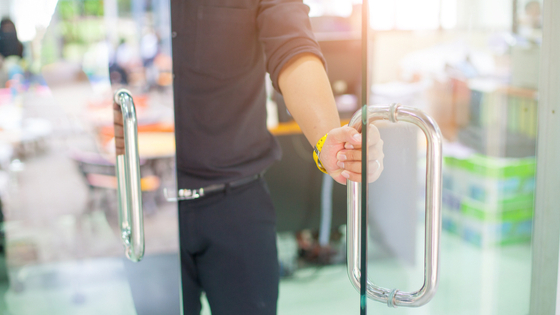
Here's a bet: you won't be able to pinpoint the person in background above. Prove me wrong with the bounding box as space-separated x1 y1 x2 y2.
518 1 542 41
0 18 25 89
140 30 161 90
523 1 542 29
109 39 132 85
0 18 24 59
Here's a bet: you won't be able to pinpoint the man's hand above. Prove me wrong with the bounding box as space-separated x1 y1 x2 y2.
276 53 384 184
113 102 125 156
319 124 384 185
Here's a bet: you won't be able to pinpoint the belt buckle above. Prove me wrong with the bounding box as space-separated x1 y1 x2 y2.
163 188 205 202
179 188 205 200
164 172 263 202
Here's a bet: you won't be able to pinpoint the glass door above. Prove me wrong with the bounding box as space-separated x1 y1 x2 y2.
0 0 179 314
265 0 547 313
352 0 544 314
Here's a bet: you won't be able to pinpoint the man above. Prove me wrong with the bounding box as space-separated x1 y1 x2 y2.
115 0 384 314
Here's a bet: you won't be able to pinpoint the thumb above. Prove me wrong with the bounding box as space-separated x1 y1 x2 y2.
328 126 361 146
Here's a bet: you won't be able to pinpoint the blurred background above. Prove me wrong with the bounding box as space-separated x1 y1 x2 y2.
0 0 543 314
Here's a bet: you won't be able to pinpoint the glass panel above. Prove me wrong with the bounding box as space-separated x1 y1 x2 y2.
273 2 363 314
363 0 541 314
0 0 178 313
0 0 545 314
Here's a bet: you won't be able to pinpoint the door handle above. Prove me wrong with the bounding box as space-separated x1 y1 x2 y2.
113 89 145 262
346 103 443 307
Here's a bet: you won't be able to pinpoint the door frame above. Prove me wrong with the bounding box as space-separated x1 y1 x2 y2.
530 0 560 313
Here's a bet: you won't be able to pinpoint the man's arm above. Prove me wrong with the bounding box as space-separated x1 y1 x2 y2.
278 53 384 184
278 53 340 146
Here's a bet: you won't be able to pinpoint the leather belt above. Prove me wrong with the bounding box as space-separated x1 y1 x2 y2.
174 172 263 201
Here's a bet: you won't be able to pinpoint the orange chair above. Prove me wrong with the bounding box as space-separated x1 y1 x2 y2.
69 150 161 216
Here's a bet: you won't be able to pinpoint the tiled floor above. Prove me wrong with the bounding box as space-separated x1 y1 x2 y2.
0 85 533 315
0 236 531 315
3 259 136 315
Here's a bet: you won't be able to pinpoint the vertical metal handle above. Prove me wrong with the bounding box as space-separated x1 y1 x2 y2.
346 103 443 308
114 89 145 262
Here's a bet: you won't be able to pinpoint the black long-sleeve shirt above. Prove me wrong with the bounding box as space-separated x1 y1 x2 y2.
170 0 325 188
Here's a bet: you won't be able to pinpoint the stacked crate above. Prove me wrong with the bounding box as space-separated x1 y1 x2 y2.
457 82 538 158
442 154 535 247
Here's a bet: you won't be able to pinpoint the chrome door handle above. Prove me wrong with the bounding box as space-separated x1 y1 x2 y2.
114 89 145 262
347 103 443 307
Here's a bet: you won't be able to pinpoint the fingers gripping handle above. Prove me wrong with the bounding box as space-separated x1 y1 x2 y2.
346 104 443 308
114 89 145 262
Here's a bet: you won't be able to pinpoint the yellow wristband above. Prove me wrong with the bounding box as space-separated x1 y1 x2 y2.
313 133 328 174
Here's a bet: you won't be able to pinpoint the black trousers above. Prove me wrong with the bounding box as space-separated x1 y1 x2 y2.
178 177 279 315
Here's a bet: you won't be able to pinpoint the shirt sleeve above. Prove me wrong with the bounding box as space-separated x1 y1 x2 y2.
257 0 326 93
